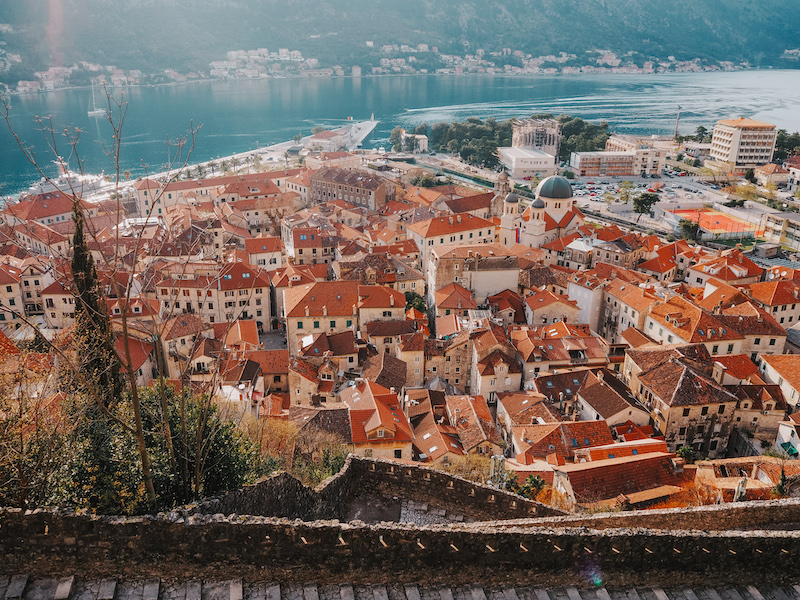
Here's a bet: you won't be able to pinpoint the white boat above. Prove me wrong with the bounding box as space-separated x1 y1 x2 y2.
23 161 106 197
88 82 106 117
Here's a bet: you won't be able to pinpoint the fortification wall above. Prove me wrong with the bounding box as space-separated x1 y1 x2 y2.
4 458 800 587
1 508 799 586
474 497 800 532
191 456 563 522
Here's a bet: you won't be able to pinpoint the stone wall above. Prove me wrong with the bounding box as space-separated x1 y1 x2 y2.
4 458 800 587
190 456 563 522
473 497 800 532
1 507 799 586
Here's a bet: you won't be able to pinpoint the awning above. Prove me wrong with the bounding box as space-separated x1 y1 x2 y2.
781 441 799 457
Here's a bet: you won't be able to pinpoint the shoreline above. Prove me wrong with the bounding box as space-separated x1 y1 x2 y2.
3 65 787 98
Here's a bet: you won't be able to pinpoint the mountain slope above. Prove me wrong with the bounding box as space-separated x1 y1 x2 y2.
4 0 799 73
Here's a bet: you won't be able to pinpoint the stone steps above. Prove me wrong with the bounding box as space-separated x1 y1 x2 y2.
3 581 800 600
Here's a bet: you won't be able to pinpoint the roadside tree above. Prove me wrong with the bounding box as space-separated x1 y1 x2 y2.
633 192 659 221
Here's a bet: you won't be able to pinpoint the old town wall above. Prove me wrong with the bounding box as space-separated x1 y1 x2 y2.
1 507 799 586
192 456 563 522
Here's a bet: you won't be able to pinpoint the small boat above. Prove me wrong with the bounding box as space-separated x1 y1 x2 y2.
88 82 106 117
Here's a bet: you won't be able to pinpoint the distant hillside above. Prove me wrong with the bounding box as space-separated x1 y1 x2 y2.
4 0 800 74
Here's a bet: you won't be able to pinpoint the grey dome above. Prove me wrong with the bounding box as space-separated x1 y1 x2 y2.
505 192 520 204
532 198 545 209
536 176 573 200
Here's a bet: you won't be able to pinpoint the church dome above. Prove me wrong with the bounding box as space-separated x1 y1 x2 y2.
505 192 519 204
536 175 573 200
498 170 509 181
532 198 545 209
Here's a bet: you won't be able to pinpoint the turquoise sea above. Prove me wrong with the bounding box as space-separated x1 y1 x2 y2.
2 70 800 196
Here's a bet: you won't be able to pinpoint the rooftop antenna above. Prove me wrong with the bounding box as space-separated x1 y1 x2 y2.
674 105 682 140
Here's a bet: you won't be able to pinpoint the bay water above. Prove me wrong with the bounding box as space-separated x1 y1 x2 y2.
2 70 799 196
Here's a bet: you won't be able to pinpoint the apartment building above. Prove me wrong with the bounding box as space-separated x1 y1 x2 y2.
569 151 636 177
309 167 395 210
604 136 667 176
709 118 777 173
406 214 496 272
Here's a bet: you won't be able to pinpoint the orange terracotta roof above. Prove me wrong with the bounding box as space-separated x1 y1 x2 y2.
716 117 775 129
340 380 413 444
407 214 494 238
524 289 577 311
513 420 614 462
284 281 359 318
760 355 800 393
743 279 800 307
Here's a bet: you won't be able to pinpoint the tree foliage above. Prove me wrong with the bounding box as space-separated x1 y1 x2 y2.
427 116 511 169
426 113 609 168
618 181 635 203
676 445 697 464
775 129 800 162
556 114 610 161
67 383 261 514
409 173 438 187
679 219 700 242
389 126 403 152
405 291 427 312
0 373 76 509
633 192 660 217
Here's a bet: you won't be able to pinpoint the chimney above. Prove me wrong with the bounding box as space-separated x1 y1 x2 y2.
457 215 462 224
305 305 310 317
794 287 799 299
390 294 395 307
547 452 565 466
711 361 727 384
448 216 454 225
323 305 327 316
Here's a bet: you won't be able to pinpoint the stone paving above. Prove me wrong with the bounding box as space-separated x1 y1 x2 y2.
398 499 465 525
2 578 800 600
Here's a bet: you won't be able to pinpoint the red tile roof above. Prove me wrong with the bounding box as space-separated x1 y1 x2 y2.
435 282 477 311
284 281 359 318
555 452 686 506
340 380 413 444
513 420 614 462
407 214 494 238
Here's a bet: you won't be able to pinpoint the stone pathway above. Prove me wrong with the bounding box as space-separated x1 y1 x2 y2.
0 575 800 600
2 579 800 600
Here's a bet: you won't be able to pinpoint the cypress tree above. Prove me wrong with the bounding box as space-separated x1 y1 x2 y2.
71 198 123 406
71 198 124 510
